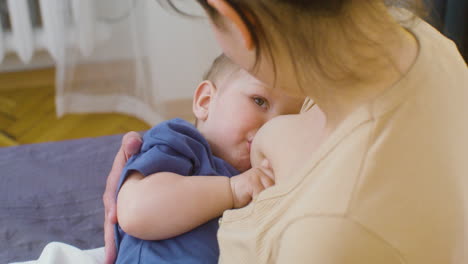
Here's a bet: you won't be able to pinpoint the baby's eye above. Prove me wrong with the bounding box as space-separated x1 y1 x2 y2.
253 97 268 108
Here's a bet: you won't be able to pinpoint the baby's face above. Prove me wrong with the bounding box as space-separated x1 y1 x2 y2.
202 72 304 172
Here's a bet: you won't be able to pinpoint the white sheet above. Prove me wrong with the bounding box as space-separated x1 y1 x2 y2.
11 242 104 264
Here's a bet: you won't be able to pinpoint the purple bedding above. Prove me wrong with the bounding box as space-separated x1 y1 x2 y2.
0 134 123 263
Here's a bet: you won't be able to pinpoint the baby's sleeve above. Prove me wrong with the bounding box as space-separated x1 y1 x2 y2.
275 217 403 264
116 132 196 193
125 143 193 177
115 142 194 193
117 119 210 191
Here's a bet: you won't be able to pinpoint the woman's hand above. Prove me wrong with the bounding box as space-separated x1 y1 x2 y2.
229 159 274 208
103 132 142 264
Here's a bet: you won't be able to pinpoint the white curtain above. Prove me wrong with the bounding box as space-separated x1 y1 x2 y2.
55 0 220 125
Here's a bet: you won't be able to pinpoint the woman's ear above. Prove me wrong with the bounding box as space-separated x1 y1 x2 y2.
193 80 217 122
207 0 254 50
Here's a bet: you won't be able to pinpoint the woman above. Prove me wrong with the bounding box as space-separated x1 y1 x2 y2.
104 0 468 263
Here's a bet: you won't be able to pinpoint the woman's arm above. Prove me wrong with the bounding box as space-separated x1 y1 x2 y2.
103 132 142 264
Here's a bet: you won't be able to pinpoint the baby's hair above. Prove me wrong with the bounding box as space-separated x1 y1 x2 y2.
194 54 243 127
202 54 243 87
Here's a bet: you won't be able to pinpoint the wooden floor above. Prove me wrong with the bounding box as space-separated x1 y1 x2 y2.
0 68 151 148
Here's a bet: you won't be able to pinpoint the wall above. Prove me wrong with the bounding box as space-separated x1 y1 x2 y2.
144 0 220 101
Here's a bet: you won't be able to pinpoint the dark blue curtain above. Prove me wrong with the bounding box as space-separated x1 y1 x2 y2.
426 0 468 61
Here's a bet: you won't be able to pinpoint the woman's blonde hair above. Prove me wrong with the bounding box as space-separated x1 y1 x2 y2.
161 0 427 90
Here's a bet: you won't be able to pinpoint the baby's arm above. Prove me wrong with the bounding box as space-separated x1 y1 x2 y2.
117 171 232 240
117 168 273 240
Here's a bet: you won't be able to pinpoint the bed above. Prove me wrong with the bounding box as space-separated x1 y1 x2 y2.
0 134 125 263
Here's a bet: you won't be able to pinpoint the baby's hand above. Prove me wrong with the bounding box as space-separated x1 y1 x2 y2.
229 160 274 208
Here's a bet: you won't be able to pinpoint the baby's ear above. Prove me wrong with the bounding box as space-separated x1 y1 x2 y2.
193 80 217 121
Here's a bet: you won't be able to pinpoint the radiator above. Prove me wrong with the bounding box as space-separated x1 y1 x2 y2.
0 0 95 64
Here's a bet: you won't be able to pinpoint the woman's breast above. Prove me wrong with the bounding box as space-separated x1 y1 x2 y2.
251 108 326 186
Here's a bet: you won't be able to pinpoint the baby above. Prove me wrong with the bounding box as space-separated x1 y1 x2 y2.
115 54 304 264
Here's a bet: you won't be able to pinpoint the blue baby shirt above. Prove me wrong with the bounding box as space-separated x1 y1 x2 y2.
115 118 239 264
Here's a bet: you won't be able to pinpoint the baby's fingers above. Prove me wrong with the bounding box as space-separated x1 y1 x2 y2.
251 169 274 199
260 159 274 180
260 173 274 189
251 170 266 196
